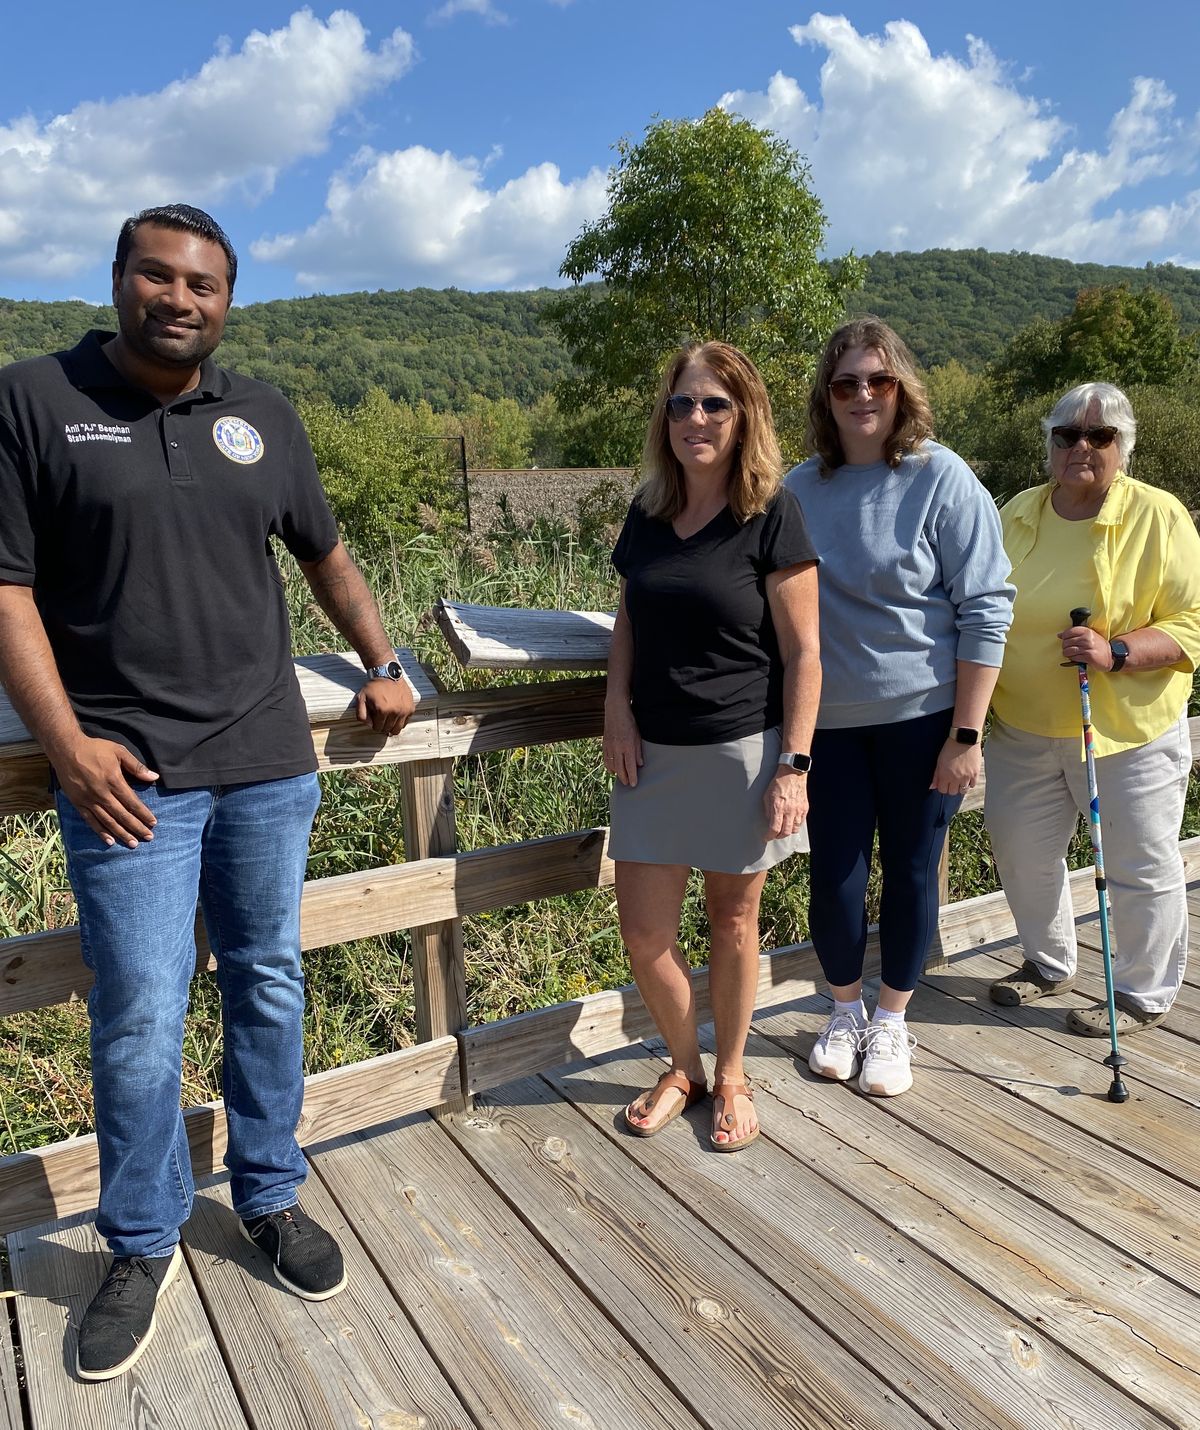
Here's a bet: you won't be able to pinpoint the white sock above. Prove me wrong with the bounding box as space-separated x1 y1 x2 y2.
834 998 868 1023
872 1006 907 1025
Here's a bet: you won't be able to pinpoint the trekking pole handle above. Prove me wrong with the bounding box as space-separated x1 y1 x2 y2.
1061 607 1093 667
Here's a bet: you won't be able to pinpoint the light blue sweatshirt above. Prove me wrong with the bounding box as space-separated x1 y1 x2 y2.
785 441 1014 728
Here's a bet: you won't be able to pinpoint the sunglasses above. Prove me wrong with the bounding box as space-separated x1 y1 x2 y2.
1050 425 1119 451
828 373 898 402
665 394 735 423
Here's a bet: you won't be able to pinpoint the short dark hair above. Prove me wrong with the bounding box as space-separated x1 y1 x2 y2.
114 204 238 294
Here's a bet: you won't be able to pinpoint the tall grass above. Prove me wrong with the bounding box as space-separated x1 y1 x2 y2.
1 519 1197 1156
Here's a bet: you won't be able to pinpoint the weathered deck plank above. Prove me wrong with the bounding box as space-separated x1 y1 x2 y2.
309 1112 707 1430
911 964 1200 1189
736 1012 1200 1425
951 941 1200 1107
183 1176 469 1430
7 1214 248 1430
0 1300 21 1430
541 1044 1174 1430
767 999 1200 1292
445 1077 936 1430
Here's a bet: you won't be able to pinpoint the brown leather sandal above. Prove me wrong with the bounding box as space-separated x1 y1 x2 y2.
710 1077 759 1152
624 1069 707 1138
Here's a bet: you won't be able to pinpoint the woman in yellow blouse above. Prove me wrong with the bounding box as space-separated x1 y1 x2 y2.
986 381 1200 1034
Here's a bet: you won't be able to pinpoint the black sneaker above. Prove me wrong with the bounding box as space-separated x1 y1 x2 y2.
75 1245 182 1381
240 1205 346 1301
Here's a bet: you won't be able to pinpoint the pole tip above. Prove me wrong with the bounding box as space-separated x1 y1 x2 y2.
1108 1078 1130 1104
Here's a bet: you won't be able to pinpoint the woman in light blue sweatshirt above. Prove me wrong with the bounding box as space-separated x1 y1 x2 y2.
785 317 1013 1096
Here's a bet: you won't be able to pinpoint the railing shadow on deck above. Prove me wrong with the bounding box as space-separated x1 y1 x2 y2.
1 617 1197 1237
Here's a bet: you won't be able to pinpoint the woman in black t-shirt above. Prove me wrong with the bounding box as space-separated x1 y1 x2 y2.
605 341 820 1151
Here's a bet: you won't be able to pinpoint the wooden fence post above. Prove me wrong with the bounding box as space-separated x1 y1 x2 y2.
399 757 469 1113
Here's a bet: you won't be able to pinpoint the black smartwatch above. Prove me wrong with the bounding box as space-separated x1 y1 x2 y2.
949 726 980 746
1108 639 1129 673
778 751 813 773
367 660 403 681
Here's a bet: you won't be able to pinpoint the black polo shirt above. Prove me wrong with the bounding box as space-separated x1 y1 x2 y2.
0 331 340 787
612 489 818 745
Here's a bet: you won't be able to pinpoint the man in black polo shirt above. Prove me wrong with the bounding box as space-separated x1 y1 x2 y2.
0 205 414 1381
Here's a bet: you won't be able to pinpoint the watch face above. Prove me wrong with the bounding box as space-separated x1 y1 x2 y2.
386 660 403 680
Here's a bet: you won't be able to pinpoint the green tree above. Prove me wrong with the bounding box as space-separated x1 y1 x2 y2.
991 285 1199 403
548 108 864 453
299 389 463 547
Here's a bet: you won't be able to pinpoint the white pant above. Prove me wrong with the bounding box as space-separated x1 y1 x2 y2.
984 714 1191 1012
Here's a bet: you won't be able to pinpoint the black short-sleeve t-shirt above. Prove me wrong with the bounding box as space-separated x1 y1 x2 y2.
0 331 341 787
612 488 817 745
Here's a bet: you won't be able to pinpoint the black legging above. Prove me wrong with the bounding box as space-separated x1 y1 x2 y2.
806 707 961 994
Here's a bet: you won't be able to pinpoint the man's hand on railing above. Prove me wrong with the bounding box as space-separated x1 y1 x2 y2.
356 678 416 738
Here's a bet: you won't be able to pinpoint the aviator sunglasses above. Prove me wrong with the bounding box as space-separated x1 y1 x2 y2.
828 372 899 402
665 394 736 423
1050 425 1119 451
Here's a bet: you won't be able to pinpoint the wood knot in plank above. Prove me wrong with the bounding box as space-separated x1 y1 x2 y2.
1007 1328 1041 1371
693 1298 727 1322
378 1414 428 1429
556 1404 596 1427
539 1136 569 1163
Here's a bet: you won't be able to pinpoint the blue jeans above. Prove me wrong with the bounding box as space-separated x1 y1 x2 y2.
56 773 320 1259
806 708 961 994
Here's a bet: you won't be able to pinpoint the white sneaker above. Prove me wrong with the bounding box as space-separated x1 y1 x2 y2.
808 1009 866 1081
858 1020 916 1097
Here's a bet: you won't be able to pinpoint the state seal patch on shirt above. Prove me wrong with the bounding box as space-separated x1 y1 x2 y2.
212 415 265 465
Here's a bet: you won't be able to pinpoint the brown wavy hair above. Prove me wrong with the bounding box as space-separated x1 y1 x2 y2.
638 341 783 523
805 316 934 474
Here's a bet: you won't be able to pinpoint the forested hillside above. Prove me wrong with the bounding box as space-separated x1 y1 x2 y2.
848 250 1200 369
4 250 1198 410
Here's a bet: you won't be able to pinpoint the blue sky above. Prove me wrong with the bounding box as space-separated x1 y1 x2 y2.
2 3 1198 305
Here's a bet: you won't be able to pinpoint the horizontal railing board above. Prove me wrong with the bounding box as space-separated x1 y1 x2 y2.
0 828 614 1018
0 673 608 815
434 677 608 755
437 598 614 670
0 1036 459 1236
462 941 849 1096
0 649 435 761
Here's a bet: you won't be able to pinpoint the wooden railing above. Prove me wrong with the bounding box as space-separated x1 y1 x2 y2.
1 625 1197 1236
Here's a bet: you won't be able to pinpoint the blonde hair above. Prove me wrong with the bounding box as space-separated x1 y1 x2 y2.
805 316 934 474
637 341 783 523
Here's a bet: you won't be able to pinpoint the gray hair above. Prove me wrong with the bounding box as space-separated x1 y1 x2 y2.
1042 382 1136 473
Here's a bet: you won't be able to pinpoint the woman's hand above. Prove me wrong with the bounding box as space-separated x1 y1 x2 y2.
931 740 983 797
1057 622 1112 669
763 770 809 838
603 703 643 786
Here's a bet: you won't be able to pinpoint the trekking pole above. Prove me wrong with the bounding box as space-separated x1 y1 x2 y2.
1066 606 1129 1103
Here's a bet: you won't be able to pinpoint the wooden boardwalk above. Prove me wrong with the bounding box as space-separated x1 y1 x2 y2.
6 888 1200 1429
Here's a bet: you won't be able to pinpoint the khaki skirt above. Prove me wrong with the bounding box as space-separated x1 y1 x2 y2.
609 726 807 874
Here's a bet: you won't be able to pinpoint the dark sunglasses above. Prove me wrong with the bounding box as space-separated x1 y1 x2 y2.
828 373 899 402
665 394 735 423
1050 425 1119 451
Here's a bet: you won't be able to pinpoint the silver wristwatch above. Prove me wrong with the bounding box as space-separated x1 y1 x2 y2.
367 660 403 681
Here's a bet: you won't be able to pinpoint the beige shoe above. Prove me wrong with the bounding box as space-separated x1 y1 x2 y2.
989 960 1075 1006
1065 1000 1169 1037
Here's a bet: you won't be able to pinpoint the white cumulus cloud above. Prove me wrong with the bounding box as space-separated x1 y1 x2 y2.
252 145 607 290
0 10 414 279
721 14 1200 266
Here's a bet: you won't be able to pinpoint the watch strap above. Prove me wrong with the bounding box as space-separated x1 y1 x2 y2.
778 751 812 773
